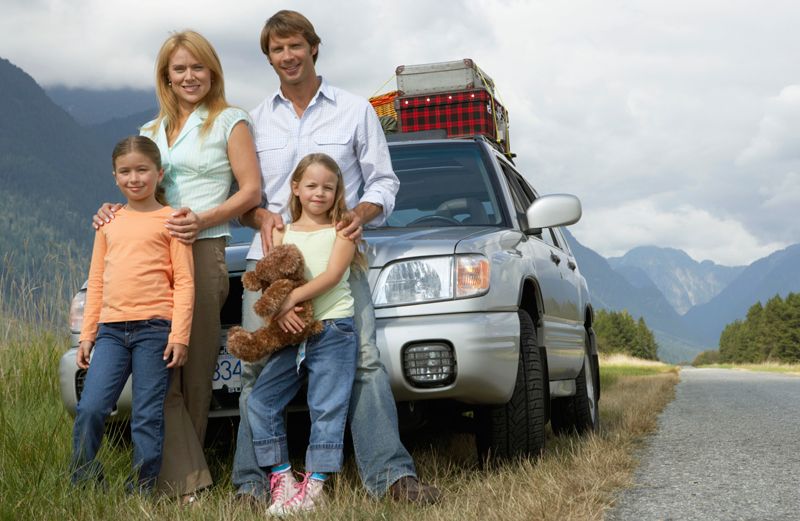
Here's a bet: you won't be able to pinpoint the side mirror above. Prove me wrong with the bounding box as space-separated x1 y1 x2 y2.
524 194 582 235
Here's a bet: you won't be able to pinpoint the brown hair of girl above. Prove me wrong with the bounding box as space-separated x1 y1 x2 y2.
111 136 167 206
288 153 367 271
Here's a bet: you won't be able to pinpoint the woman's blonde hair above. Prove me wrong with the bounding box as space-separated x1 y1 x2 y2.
112 135 167 206
145 30 228 137
288 153 367 271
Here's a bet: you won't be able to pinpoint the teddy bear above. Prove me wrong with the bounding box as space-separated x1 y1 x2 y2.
226 243 324 362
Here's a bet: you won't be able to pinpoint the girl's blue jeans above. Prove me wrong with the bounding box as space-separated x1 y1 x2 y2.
234 267 417 498
247 317 358 473
70 319 171 492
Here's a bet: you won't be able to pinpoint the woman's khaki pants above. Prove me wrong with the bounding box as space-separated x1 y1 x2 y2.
157 238 228 496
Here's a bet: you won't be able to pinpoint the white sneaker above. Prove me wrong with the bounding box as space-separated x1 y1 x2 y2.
267 469 298 516
281 472 326 514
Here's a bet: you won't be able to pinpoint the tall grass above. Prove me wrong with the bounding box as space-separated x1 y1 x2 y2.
0 260 680 520
0 251 87 520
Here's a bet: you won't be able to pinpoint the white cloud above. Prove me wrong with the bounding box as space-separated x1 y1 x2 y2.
759 171 800 209
2 0 799 264
737 84 800 165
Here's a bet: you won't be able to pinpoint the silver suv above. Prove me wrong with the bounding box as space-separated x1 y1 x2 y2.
60 136 599 460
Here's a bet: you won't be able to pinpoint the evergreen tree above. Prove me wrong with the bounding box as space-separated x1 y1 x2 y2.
594 309 660 360
717 293 800 363
634 317 659 360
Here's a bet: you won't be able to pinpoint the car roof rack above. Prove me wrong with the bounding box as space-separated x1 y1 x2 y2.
386 131 516 162
385 129 448 142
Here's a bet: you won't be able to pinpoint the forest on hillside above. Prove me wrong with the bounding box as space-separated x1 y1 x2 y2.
594 309 659 360
710 293 800 363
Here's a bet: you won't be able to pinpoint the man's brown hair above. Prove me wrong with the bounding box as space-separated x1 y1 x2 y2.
260 10 321 63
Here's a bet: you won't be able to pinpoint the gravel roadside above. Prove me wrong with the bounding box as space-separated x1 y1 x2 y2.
608 367 800 521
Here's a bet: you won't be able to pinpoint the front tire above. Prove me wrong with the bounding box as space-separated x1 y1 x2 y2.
550 334 600 435
476 310 547 462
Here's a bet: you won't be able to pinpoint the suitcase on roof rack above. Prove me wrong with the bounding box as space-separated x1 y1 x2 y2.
396 59 495 97
396 89 510 153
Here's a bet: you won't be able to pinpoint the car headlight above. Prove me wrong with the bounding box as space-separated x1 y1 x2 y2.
373 255 489 307
69 290 86 333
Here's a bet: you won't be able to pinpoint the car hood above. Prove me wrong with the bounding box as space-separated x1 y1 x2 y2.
364 226 497 268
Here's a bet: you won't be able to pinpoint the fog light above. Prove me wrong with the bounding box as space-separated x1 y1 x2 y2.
75 369 87 400
403 343 456 387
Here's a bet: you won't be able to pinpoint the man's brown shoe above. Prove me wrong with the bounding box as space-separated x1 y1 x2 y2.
388 476 441 504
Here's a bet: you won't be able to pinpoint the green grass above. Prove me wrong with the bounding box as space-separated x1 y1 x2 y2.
600 365 678 387
598 354 678 389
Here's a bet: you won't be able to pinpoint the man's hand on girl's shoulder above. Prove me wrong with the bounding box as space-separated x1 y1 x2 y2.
259 208 284 254
336 211 363 242
92 203 124 230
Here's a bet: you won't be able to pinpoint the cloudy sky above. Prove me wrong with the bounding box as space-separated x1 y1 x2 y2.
2 0 799 266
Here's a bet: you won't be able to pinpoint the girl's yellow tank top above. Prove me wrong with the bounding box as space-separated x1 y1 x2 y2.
283 224 354 320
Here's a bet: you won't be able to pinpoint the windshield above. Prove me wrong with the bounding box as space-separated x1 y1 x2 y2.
382 142 506 228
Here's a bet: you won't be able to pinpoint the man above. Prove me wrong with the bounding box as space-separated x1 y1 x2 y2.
233 9 440 505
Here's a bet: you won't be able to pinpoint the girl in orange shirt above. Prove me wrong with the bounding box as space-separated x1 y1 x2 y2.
69 136 194 493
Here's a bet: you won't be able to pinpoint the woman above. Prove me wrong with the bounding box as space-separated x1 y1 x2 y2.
95 30 261 501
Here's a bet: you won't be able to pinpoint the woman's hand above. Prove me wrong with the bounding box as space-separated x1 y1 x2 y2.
276 309 306 334
92 203 124 230
76 341 94 369
164 343 188 368
166 207 202 244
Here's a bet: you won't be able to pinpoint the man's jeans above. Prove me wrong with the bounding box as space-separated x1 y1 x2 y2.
70 320 171 492
248 318 357 473
233 265 416 497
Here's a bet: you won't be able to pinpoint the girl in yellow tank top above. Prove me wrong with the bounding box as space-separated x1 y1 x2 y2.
244 153 365 515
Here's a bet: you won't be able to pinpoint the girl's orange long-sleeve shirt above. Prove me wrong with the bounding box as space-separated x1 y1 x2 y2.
79 206 195 346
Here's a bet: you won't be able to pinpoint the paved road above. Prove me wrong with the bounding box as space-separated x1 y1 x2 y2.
608 367 800 521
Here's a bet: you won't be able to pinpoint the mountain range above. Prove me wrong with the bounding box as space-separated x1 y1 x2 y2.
0 58 118 283
608 247 745 315
3 56 798 362
565 231 800 362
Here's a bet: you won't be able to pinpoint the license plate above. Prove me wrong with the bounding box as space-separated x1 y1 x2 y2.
213 340 242 392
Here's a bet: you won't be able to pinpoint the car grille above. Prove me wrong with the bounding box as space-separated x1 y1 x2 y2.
75 368 87 400
221 275 243 327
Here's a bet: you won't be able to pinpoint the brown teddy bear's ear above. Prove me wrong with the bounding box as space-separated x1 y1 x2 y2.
270 245 293 277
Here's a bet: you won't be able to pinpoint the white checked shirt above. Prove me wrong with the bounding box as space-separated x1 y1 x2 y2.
246 77 400 260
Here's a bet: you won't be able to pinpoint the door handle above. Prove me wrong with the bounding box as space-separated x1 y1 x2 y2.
550 252 561 265
567 260 577 271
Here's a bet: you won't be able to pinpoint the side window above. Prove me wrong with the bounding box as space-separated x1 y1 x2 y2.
540 228 558 248
551 226 573 255
512 170 536 203
499 163 530 215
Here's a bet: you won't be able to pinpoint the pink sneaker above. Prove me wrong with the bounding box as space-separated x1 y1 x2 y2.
267 469 298 516
281 472 326 514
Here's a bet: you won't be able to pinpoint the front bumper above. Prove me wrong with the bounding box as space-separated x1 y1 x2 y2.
379 311 520 404
58 310 521 419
